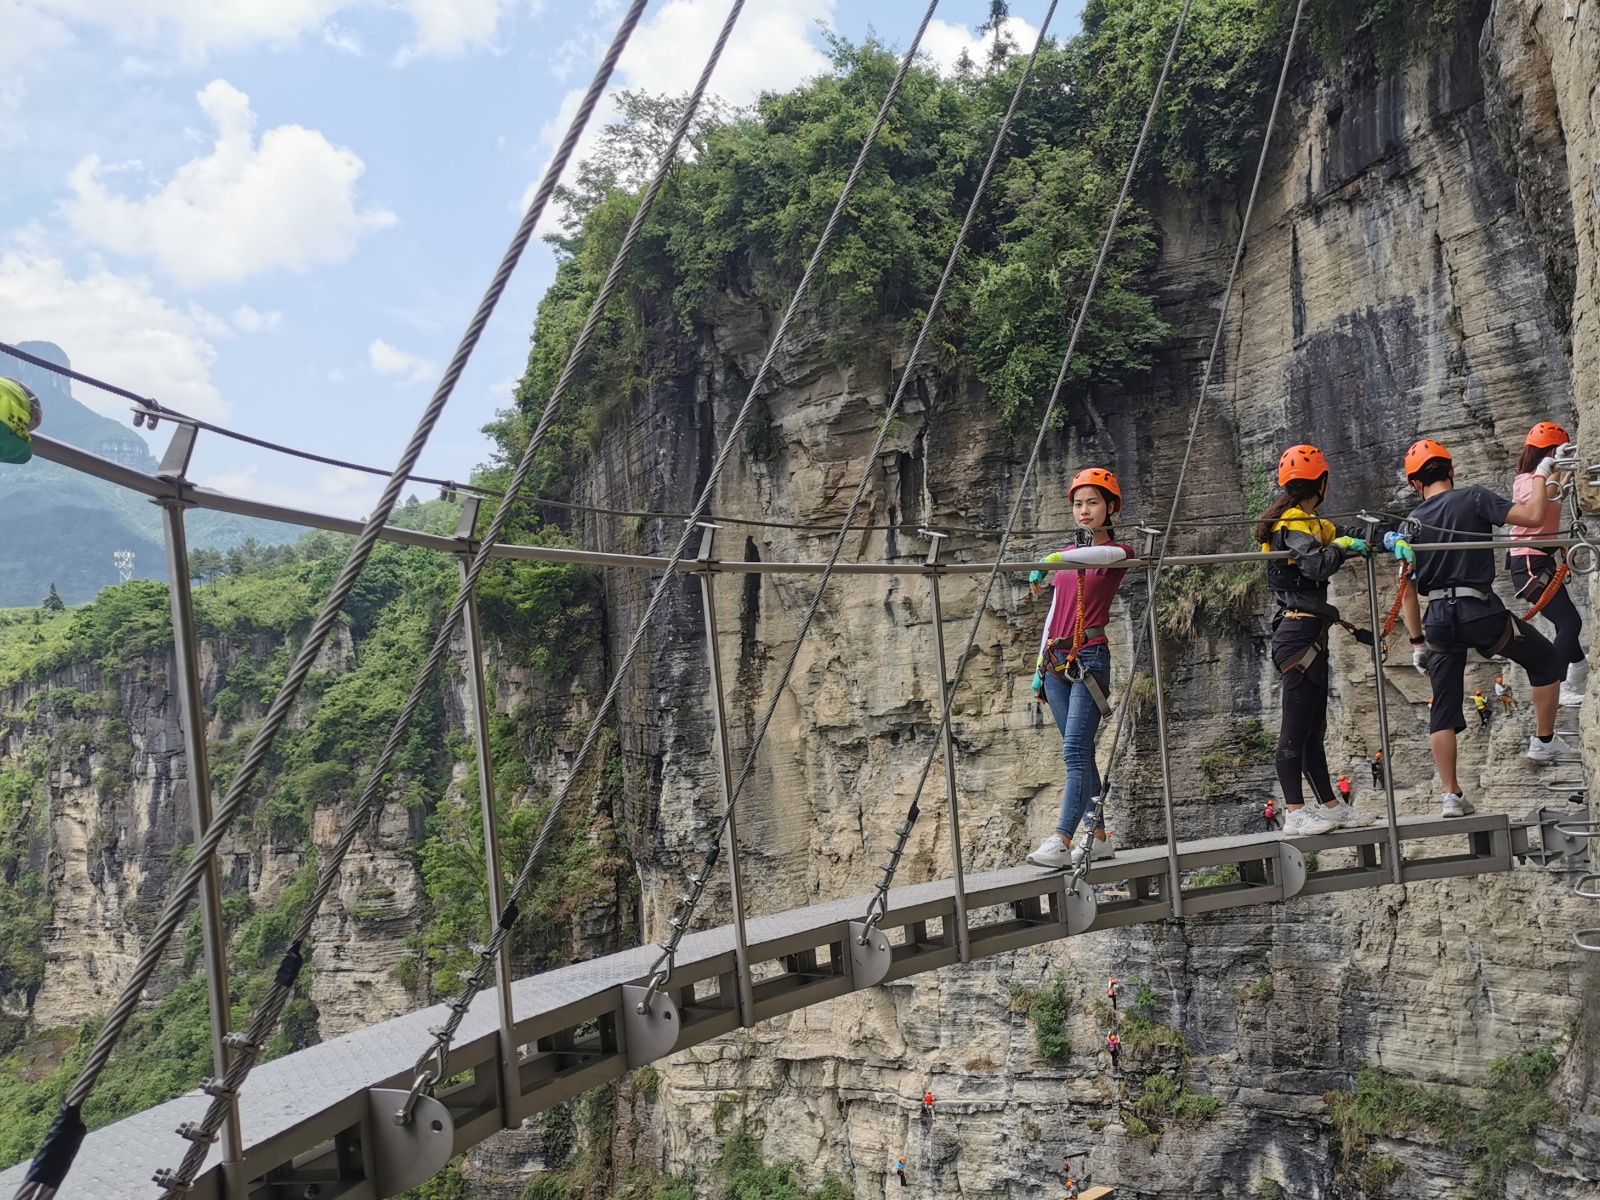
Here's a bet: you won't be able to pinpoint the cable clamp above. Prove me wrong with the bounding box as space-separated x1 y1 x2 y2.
152 1168 193 1193
175 1121 217 1145
199 1077 237 1100
222 1032 261 1057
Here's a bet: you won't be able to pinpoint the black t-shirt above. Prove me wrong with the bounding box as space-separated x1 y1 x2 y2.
1410 485 1513 593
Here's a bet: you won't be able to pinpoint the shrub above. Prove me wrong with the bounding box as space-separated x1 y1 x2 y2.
1032 973 1073 1061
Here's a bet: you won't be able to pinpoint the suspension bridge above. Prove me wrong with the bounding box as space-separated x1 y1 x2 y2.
2 0 1597 1196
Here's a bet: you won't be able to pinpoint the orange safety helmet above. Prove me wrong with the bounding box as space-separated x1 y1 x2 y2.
1405 438 1452 478
1070 467 1122 513
1278 444 1329 486
1526 421 1569 450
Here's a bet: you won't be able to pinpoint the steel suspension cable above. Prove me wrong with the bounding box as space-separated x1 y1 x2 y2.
638 0 1065 997
858 0 1199 930
386 0 944 1106
1076 0 1309 864
145 2 749 1191
12 4 652 1197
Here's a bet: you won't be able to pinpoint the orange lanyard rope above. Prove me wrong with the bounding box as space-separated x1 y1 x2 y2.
1382 565 1411 638
1522 557 1570 621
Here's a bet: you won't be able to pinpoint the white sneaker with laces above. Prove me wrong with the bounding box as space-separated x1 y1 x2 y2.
1527 733 1582 763
1441 793 1466 818
1320 800 1376 828
1282 807 1337 836
1026 835 1074 869
1072 836 1116 865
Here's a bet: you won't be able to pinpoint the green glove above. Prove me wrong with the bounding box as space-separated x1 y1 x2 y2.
1333 535 1369 556
1031 671 1044 696
1029 569 1046 585
1386 534 1415 566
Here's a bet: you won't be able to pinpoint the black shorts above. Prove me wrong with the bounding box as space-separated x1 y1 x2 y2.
1424 599 1563 733
1272 615 1329 687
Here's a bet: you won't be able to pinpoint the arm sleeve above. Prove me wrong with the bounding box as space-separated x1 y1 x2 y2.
1036 588 1059 667
1282 528 1346 581
1053 545 1130 567
1475 485 1514 526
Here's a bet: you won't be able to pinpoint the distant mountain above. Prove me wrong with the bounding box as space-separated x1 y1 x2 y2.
0 341 299 607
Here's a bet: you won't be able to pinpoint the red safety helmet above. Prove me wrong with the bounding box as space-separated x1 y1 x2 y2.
1277 444 1329 486
1405 438 1452 478
1526 421 1569 450
1069 467 1122 514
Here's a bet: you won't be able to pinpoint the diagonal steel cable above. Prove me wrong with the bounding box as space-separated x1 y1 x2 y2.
12 4 653 1198
638 0 1066 992
146 1 752 1191
389 0 946 1092
1071 0 1308 869
857 0 1199 930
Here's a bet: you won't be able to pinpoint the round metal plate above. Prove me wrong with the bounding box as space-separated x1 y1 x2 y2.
622 984 681 1068
367 1087 455 1199
847 921 892 989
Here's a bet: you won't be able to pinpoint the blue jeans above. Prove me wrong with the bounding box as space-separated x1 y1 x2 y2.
1042 643 1109 838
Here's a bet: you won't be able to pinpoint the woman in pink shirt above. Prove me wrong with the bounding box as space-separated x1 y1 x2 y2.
1510 421 1586 705
1024 468 1132 869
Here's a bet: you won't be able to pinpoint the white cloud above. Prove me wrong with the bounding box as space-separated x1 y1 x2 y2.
22 0 350 59
524 0 833 220
368 338 435 384
231 303 280 332
920 16 1042 77
0 249 224 418
616 0 832 104
400 0 514 60
197 464 379 519
63 79 395 286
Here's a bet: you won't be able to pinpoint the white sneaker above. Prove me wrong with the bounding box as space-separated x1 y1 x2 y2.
1319 800 1376 828
1562 659 1589 708
1282 807 1337 835
1441 793 1465 818
1026 836 1074 869
1527 733 1583 763
1071 836 1116 865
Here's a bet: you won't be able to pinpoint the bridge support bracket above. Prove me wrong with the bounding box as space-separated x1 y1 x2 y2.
1062 878 1097 935
367 1087 456 1199
1278 842 1307 899
847 921 892 989
622 985 681 1068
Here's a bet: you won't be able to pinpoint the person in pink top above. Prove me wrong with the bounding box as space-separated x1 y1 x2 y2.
1024 468 1132 870
1509 421 1586 706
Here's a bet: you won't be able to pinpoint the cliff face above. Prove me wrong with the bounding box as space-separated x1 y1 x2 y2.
555 12 1600 1200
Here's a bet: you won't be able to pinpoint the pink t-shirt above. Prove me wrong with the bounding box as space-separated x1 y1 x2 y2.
1509 472 1561 557
1039 544 1132 650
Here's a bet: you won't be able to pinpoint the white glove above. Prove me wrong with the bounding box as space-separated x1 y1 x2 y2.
1411 640 1427 674
1534 455 1558 480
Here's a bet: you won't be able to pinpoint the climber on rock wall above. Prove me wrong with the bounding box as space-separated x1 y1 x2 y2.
1395 437 1578 818
1474 690 1491 727
1024 468 1133 869
1256 445 1378 835
1508 421 1588 707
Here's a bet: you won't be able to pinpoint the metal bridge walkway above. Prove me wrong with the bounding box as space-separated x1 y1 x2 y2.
3 808 1577 1199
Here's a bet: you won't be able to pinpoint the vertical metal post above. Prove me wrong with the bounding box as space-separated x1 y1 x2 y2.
1141 528 1184 919
921 532 971 962
454 499 522 1123
695 525 756 1025
155 425 244 1194
1360 514 1405 885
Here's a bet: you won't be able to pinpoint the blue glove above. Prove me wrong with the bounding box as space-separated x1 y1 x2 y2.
1383 531 1415 565
1333 536 1368 556
1029 569 1046 586
1031 670 1044 696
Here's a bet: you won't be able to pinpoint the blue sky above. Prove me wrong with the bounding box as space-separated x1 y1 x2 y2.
0 0 1080 519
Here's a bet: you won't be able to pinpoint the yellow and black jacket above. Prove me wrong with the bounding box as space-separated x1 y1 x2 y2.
1262 507 1354 620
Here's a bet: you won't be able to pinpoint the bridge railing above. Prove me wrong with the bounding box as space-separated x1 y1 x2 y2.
19 431 1592 1198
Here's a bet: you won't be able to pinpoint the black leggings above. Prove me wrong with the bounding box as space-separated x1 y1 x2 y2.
1273 617 1337 808
1510 558 1584 666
